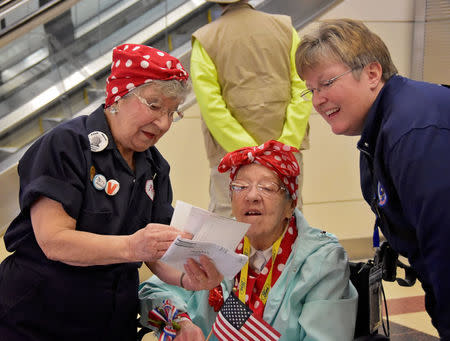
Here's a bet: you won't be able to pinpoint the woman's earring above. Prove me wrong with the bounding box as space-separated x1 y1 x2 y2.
110 106 118 114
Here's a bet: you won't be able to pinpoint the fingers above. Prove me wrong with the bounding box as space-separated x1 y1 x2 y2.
183 256 223 290
198 255 222 277
181 232 193 240
129 224 184 262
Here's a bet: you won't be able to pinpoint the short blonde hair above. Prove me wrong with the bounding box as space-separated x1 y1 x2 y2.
296 18 397 82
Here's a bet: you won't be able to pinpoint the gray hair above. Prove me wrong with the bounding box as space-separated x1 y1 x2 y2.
127 79 191 103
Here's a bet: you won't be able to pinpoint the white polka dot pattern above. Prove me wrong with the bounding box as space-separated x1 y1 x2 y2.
105 43 189 107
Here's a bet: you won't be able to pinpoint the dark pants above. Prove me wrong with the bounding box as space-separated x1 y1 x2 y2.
0 252 138 341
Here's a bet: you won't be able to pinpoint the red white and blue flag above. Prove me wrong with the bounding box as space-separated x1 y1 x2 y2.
212 292 281 341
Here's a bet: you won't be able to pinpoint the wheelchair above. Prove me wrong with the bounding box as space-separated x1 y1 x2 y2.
137 242 415 340
350 242 417 340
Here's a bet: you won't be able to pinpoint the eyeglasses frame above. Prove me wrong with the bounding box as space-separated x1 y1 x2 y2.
229 180 288 198
300 68 358 101
132 92 184 122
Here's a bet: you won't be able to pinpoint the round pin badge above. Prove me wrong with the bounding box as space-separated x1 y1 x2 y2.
105 179 120 196
92 174 107 190
88 131 109 152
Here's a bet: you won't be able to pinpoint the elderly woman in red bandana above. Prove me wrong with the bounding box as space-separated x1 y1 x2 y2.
139 140 358 341
0 44 222 341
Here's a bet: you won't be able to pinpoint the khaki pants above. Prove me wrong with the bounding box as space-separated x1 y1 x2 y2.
208 152 304 217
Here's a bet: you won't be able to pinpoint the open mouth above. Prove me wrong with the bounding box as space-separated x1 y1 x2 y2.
245 210 262 216
142 131 156 139
325 108 339 118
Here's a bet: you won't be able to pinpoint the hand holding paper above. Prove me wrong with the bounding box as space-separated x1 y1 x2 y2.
161 201 251 279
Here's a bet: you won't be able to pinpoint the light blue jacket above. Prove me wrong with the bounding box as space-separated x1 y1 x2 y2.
139 209 358 340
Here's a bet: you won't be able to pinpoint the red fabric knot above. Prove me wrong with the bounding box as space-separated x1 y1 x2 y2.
105 44 189 107
208 285 224 312
218 140 300 205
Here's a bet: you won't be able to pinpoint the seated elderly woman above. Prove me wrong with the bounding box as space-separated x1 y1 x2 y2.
139 140 358 340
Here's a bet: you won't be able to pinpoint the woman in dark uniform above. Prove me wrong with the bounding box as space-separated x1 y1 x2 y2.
0 44 221 341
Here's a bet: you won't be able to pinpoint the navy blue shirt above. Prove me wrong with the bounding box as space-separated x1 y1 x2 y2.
358 75 450 339
5 105 173 251
1 105 174 340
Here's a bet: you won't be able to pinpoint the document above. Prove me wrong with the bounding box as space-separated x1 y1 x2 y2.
161 200 250 279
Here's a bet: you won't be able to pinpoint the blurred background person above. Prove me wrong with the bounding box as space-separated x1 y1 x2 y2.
190 0 312 217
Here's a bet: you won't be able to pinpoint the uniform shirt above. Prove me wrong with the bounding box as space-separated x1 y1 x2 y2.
5 105 173 254
358 75 450 339
139 209 358 341
0 105 174 340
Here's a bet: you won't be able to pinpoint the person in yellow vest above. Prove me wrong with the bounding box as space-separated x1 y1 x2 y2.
191 0 312 217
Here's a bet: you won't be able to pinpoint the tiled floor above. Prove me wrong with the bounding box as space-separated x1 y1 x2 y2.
380 280 439 340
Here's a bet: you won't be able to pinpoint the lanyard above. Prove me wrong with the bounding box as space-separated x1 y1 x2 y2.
238 233 283 305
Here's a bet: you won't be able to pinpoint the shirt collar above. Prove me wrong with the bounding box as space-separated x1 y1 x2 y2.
86 105 116 152
222 2 253 16
357 75 400 156
86 105 159 176
249 246 272 272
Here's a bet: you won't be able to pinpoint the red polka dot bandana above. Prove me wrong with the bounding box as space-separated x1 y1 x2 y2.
218 140 300 205
105 44 189 107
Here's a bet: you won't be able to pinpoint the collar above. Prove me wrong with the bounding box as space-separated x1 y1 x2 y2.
357 75 401 157
86 105 160 176
222 2 253 15
249 246 272 272
86 105 116 152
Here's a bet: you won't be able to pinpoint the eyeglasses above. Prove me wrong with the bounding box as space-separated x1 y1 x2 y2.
300 68 356 101
230 180 287 197
133 93 184 122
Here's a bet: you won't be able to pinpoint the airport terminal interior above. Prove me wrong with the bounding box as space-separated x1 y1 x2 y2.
0 0 448 339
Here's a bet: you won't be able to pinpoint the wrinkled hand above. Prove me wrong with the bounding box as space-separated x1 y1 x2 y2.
175 320 205 341
182 255 224 291
128 223 191 262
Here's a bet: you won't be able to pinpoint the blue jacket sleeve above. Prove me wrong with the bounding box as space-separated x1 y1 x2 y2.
298 245 358 341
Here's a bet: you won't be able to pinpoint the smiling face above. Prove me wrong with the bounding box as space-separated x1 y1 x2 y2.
302 61 384 136
231 163 295 250
106 83 181 161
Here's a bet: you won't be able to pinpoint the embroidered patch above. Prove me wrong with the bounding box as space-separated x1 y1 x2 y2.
377 181 387 206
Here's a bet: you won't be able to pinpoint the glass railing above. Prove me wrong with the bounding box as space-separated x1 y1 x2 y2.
0 0 213 162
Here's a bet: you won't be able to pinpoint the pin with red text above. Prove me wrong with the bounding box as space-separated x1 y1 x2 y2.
92 174 107 190
145 179 155 200
105 179 120 196
88 131 109 152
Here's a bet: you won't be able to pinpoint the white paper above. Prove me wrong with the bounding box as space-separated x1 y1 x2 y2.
161 236 248 279
164 200 251 279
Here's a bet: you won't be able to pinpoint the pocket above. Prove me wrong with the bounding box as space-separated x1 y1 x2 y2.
77 209 112 234
0 255 44 319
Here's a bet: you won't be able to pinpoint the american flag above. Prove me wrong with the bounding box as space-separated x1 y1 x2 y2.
212 292 281 341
